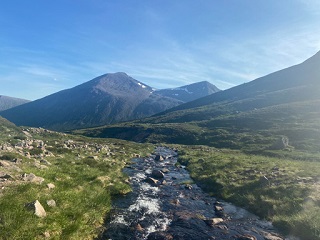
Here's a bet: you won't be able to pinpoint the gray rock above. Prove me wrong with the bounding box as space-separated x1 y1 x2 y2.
25 200 46 217
46 199 56 207
204 217 224 226
22 173 44 184
155 154 164 161
161 168 170 173
144 177 159 185
47 183 55 190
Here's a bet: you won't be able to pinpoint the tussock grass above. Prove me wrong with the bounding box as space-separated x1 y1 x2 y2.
178 145 320 240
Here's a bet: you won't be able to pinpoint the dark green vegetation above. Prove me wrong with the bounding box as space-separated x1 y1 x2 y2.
0 120 152 239
177 145 320 240
0 95 30 112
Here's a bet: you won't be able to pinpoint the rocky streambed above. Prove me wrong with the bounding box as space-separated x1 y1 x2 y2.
100 147 285 240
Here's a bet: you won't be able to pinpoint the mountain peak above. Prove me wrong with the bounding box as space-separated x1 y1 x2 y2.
155 81 220 102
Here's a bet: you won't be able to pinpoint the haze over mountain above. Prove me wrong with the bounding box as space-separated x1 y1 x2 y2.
0 95 30 111
77 51 320 152
155 81 220 102
0 72 218 131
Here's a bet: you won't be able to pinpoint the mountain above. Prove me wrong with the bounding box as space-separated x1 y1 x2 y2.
76 51 320 152
0 95 30 111
0 72 185 131
155 81 220 102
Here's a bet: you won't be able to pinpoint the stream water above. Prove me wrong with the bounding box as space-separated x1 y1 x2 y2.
100 147 285 240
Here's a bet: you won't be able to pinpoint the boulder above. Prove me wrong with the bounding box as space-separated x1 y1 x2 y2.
161 168 170 173
22 173 44 184
151 170 164 179
144 177 159 185
204 217 224 226
155 155 164 161
25 200 46 218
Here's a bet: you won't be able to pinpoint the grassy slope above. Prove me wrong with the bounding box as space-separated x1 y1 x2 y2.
177 145 320 240
0 126 153 239
73 99 320 240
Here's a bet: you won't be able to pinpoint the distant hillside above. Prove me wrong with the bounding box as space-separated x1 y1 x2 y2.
155 81 220 102
0 73 219 131
76 51 320 153
0 95 30 111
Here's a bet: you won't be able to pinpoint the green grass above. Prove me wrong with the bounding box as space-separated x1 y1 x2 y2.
0 128 153 239
177 145 320 240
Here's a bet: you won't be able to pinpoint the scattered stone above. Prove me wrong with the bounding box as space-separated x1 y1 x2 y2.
214 205 223 212
261 231 284 240
47 183 55 190
155 155 164 161
12 158 22 164
151 170 164 179
22 173 44 184
0 160 11 167
185 184 193 190
171 199 180 205
25 200 46 218
161 168 170 173
135 223 144 231
204 217 224 226
46 199 56 207
43 231 50 238
144 177 159 185
40 159 51 165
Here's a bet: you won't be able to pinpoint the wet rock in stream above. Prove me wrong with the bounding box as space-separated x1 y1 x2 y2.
100 147 285 240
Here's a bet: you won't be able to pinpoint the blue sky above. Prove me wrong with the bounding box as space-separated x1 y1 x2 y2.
1 0 320 100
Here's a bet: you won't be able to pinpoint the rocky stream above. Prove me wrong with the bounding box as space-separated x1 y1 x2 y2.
100 147 286 240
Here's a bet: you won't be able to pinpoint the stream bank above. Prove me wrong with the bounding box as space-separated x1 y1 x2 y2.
100 147 285 240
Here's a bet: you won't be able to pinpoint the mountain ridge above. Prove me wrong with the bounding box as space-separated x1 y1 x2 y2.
0 72 217 131
75 51 320 153
0 95 30 111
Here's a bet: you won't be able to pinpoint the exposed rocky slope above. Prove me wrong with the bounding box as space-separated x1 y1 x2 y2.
0 95 30 111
